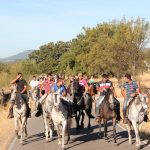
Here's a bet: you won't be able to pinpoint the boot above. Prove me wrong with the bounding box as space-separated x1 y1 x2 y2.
35 102 42 117
7 106 14 119
115 103 122 121
144 115 150 122
26 103 31 118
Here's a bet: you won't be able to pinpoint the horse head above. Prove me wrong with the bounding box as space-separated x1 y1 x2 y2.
31 87 38 101
10 84 17 101
84 93 92 110
52 93 61 112
135 94 149 115
104 89 114 110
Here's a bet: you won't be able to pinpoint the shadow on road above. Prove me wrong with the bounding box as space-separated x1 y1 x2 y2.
23 132 45 145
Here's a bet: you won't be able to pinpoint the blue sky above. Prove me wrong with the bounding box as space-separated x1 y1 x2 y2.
0 0 150 58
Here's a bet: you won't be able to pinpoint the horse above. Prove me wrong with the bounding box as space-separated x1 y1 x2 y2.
28 87 39 110
97 91 117 144
127 94 149 148
70 79 94 129
10 84 28 144
51 93 72 150
41 93 54 142
0 89 11 106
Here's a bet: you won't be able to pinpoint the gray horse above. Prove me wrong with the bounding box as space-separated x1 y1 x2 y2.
51 93 72 150
127 94 149 148
11 85 28 144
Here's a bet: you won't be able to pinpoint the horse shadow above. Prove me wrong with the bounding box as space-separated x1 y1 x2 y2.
23 132 45 145
66 121 129 149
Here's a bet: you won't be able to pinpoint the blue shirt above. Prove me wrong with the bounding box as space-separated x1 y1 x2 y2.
51 84 66 95
123 81 138 99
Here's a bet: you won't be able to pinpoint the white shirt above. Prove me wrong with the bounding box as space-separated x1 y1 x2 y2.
29 80 39 89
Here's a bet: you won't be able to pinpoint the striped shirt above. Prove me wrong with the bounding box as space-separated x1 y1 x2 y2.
123 81 139 99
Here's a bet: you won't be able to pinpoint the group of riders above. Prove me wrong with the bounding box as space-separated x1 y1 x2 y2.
7 72 149 124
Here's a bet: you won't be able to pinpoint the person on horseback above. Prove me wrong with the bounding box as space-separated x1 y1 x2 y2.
51 78 74 118
35 73 54 117
121 73 149 124
95 74 121 122
121 73 139 124
8 72 31 118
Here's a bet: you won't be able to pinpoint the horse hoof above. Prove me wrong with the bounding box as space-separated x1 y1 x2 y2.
46 140 49 143
98 133 101 139
129 141 132 145
49 138 53 142
25 134 28 138
76 127 80 130
105 137 108 140
113 142 118 146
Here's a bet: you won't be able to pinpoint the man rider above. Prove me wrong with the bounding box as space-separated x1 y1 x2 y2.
121 73 140 124
35 73 54 117
95 74 121 122
8 72 31 118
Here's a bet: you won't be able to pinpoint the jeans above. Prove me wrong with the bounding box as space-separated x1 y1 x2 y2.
95 95 105 117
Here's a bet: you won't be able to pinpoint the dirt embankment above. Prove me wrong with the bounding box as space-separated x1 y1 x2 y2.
0 105 14 150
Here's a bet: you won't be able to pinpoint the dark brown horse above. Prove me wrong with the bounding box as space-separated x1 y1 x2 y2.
97 91 117 144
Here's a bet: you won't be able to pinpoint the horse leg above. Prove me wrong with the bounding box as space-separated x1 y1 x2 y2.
86 109 91 128
20 117 26 144
75 111 80 130
66 118 72 144
62 120 67 150
132 121 141 148
44 116 49 142
81 111 85 128
14 116 19 137
49 119 53 141
127 121 132 145
55 125 62 146
104 120 108 140
24 121 28 137
98 119 102 138
112 118 117 143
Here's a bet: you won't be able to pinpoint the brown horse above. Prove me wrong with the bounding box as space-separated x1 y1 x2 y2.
97 91 117 144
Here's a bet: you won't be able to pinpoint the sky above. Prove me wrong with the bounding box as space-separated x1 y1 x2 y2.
0 0 150 58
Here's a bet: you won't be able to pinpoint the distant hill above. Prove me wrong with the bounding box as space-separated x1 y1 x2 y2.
0 50 34 62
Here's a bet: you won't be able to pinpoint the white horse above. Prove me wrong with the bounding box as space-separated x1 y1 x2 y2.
41 93 54 142
51 93 72 150
127 94 149 148
10 85 28 144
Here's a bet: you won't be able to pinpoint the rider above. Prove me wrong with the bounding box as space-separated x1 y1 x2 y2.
95 74 121 122
8 72 31 118
78 73 88 96
121 73 140 124
35 73 54 117
29 76 39 97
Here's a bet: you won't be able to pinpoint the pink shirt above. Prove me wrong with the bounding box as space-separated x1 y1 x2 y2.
43 80 54 94
79 79 87 88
